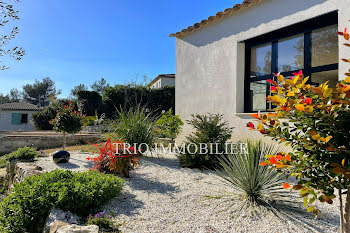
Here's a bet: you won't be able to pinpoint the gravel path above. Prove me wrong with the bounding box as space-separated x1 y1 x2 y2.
36 152 340 233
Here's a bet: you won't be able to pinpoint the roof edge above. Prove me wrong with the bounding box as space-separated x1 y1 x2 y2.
169 0 262 38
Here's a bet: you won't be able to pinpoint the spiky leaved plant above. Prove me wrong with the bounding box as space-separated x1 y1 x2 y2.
216 140 290 215
111 105 156 153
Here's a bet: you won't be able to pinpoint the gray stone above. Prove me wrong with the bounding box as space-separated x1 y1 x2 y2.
56 224 99 233
48 221 69 233
43 208 81 233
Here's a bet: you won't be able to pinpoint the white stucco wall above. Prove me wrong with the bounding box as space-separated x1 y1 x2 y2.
0 110 38 131
175 0 350 142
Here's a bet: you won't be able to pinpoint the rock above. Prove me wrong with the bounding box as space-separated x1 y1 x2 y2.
48 221 69 233
43 208 81 233
6 161 43 190
56 224 99 233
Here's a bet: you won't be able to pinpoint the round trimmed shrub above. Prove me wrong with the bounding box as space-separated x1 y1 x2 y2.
0 170 124 233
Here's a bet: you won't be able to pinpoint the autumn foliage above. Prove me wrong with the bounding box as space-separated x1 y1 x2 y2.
247 26 350 215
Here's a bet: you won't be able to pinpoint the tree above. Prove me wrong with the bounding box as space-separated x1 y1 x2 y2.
0 0 25 70
91 78 109 95
51 101 84 150
0 93 10 103
247 26 350 233
155 109 183 142
9 88 21 101
71 84 88 98
23 77 61 107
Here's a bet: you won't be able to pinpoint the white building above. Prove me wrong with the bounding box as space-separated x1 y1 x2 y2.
0 102 41 131
149 74 175 89
170 0 349 140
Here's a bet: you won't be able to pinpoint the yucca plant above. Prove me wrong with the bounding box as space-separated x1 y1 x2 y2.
215 140 291 215
111 105 156 152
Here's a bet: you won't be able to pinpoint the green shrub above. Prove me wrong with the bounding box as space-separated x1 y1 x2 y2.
215 140 289 215
0 170 124 233
82 116 98 126
32 100 79 130
32 106 57 130
111 106 156 152
155 109 183 142
178 113 233 169
0 147 38 168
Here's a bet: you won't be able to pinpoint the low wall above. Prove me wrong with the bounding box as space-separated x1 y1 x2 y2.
0 131 101 155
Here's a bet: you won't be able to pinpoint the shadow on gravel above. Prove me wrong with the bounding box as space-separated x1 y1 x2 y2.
142 155 180 169
106 191 144 217
127 175 178 194
270 202 339 233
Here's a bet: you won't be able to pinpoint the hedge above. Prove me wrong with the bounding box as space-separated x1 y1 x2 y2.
103 85 175 117
77 91 103 116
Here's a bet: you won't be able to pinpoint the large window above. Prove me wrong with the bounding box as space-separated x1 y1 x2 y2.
244 12 338 112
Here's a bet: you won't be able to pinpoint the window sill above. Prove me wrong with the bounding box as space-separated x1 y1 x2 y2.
234 112 273 119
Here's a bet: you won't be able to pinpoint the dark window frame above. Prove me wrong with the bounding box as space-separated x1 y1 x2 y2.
244 11 338 113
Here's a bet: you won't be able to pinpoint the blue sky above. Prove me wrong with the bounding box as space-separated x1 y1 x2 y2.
0 0 239 97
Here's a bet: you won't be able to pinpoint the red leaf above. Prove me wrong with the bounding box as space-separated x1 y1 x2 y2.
270 157 277 164
285 154 291 161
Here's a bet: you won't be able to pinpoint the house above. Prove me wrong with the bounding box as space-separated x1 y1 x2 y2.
149 74 175 89
170 0 349 140
0 102 41 131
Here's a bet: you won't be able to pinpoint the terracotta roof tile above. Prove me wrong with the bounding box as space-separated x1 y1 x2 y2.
169 0 262 38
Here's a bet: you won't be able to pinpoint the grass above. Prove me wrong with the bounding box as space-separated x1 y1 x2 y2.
43 144 99 155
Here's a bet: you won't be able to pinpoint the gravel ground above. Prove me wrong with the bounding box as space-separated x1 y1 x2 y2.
36 152 340 233
35 152 94 172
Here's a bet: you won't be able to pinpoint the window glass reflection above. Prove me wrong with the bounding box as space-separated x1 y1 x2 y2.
250 81 267 111
312 25 338 67
250 43 271 77
278 34 304 72
312 70 338 88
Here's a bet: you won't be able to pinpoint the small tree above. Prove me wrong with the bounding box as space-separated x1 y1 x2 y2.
50 102 85 150
247 26 350 233
155 109 183 142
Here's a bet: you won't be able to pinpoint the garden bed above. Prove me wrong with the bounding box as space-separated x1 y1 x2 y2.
34 152 340 233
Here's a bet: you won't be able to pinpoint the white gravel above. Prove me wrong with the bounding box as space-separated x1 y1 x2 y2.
36 152 340 233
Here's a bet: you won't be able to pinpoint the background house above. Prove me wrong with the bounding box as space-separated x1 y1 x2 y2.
149 74 175 89
170 0 349 141
0 102 40 131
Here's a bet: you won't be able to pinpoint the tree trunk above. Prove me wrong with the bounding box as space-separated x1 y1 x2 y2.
340 189 345 233
63 132 66 150
343 187 350 233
